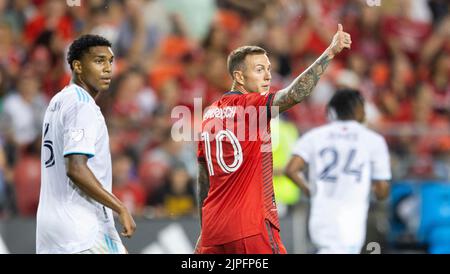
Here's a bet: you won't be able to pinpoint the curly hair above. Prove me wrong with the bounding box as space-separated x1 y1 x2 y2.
67 34 112 71
327 89 365 120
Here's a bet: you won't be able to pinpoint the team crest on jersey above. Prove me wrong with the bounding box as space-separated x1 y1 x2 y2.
70 129 85 142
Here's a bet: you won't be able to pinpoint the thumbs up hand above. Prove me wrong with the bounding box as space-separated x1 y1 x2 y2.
328 24 352 58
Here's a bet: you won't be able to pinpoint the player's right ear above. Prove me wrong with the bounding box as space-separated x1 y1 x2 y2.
73 60 82 74
233 71 244 86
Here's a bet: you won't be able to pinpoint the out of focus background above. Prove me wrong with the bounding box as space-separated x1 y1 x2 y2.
0 0 448 254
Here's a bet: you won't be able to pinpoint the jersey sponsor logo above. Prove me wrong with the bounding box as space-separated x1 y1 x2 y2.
70 129 85 142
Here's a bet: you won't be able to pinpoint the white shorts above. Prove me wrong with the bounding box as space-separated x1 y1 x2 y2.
77 231 127 254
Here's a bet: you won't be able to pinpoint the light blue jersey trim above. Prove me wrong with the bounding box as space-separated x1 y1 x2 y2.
104 234 111 253
75 87 90 102
70 83 91 103
63 152 95 159
104 234 118 253
75 88 82 102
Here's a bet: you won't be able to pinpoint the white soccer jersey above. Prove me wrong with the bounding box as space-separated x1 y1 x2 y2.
36 84 121 254
292 120 391 253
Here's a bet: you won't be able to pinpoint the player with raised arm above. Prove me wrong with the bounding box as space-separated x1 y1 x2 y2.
36 35 136 254
195 24 352 254
284 89 391 254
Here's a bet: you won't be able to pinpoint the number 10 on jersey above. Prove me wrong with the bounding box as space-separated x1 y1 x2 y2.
201 130 244 176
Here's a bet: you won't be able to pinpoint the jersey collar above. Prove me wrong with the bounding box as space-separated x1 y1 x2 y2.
223 91 244 96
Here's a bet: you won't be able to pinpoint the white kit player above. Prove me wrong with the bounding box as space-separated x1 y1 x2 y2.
36 35 136 254
285 89 391 254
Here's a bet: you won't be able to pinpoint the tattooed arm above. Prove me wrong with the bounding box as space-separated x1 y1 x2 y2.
194 162 210 253
273 24 352 113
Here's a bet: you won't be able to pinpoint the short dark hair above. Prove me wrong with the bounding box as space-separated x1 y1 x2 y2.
327 89 364 120
227 46 266 79
67 34 112 71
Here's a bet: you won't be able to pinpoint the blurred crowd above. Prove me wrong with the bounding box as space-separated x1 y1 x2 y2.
0 0 448 218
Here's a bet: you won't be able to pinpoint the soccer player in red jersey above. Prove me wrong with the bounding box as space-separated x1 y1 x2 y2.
195 24 352 254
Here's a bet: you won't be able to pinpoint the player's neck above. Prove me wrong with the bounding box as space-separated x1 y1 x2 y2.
72 77 99 99
233 85 249 94
336 118 358 123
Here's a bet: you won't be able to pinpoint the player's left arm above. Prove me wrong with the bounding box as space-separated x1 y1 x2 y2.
371 180 390 200
273 24 351 113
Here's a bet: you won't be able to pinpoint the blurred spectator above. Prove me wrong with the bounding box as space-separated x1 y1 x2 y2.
382 0 432 61
23 0 74 47
30 30 71 97
12 137 41 216
0 0 26 36
110 68 157 129
139 130 196 202
177 52 208 110
428 51 450 114
115 0 161 66
202 25 230 56
160 0 216 40
0 66 9 111
148 164 196 218
0 20 23 81
1 67 47 148
0 140 8 216
428 0 450 25
82 2 122 46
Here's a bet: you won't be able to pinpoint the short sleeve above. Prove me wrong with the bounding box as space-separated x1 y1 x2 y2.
370 136 392 181
63 102 98 158
243 92 276 119
291 133 313 163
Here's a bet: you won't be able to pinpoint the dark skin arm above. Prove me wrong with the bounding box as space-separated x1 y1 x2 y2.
372 180 390 201
65 154 136 238
273 24 352 113
194 162 210 253
284 155 311 197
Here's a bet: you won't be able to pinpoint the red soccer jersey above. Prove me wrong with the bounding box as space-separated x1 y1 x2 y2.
197 91 280 246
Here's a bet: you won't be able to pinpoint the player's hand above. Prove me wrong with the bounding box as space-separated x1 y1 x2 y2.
118 207 136 238
328 24 351 58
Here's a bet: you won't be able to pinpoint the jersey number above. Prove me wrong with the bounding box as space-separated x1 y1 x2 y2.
201 130 243 176
43 123 55 168
318 147 363 183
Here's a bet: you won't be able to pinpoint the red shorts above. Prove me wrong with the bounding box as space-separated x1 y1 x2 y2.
197 221 287 254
